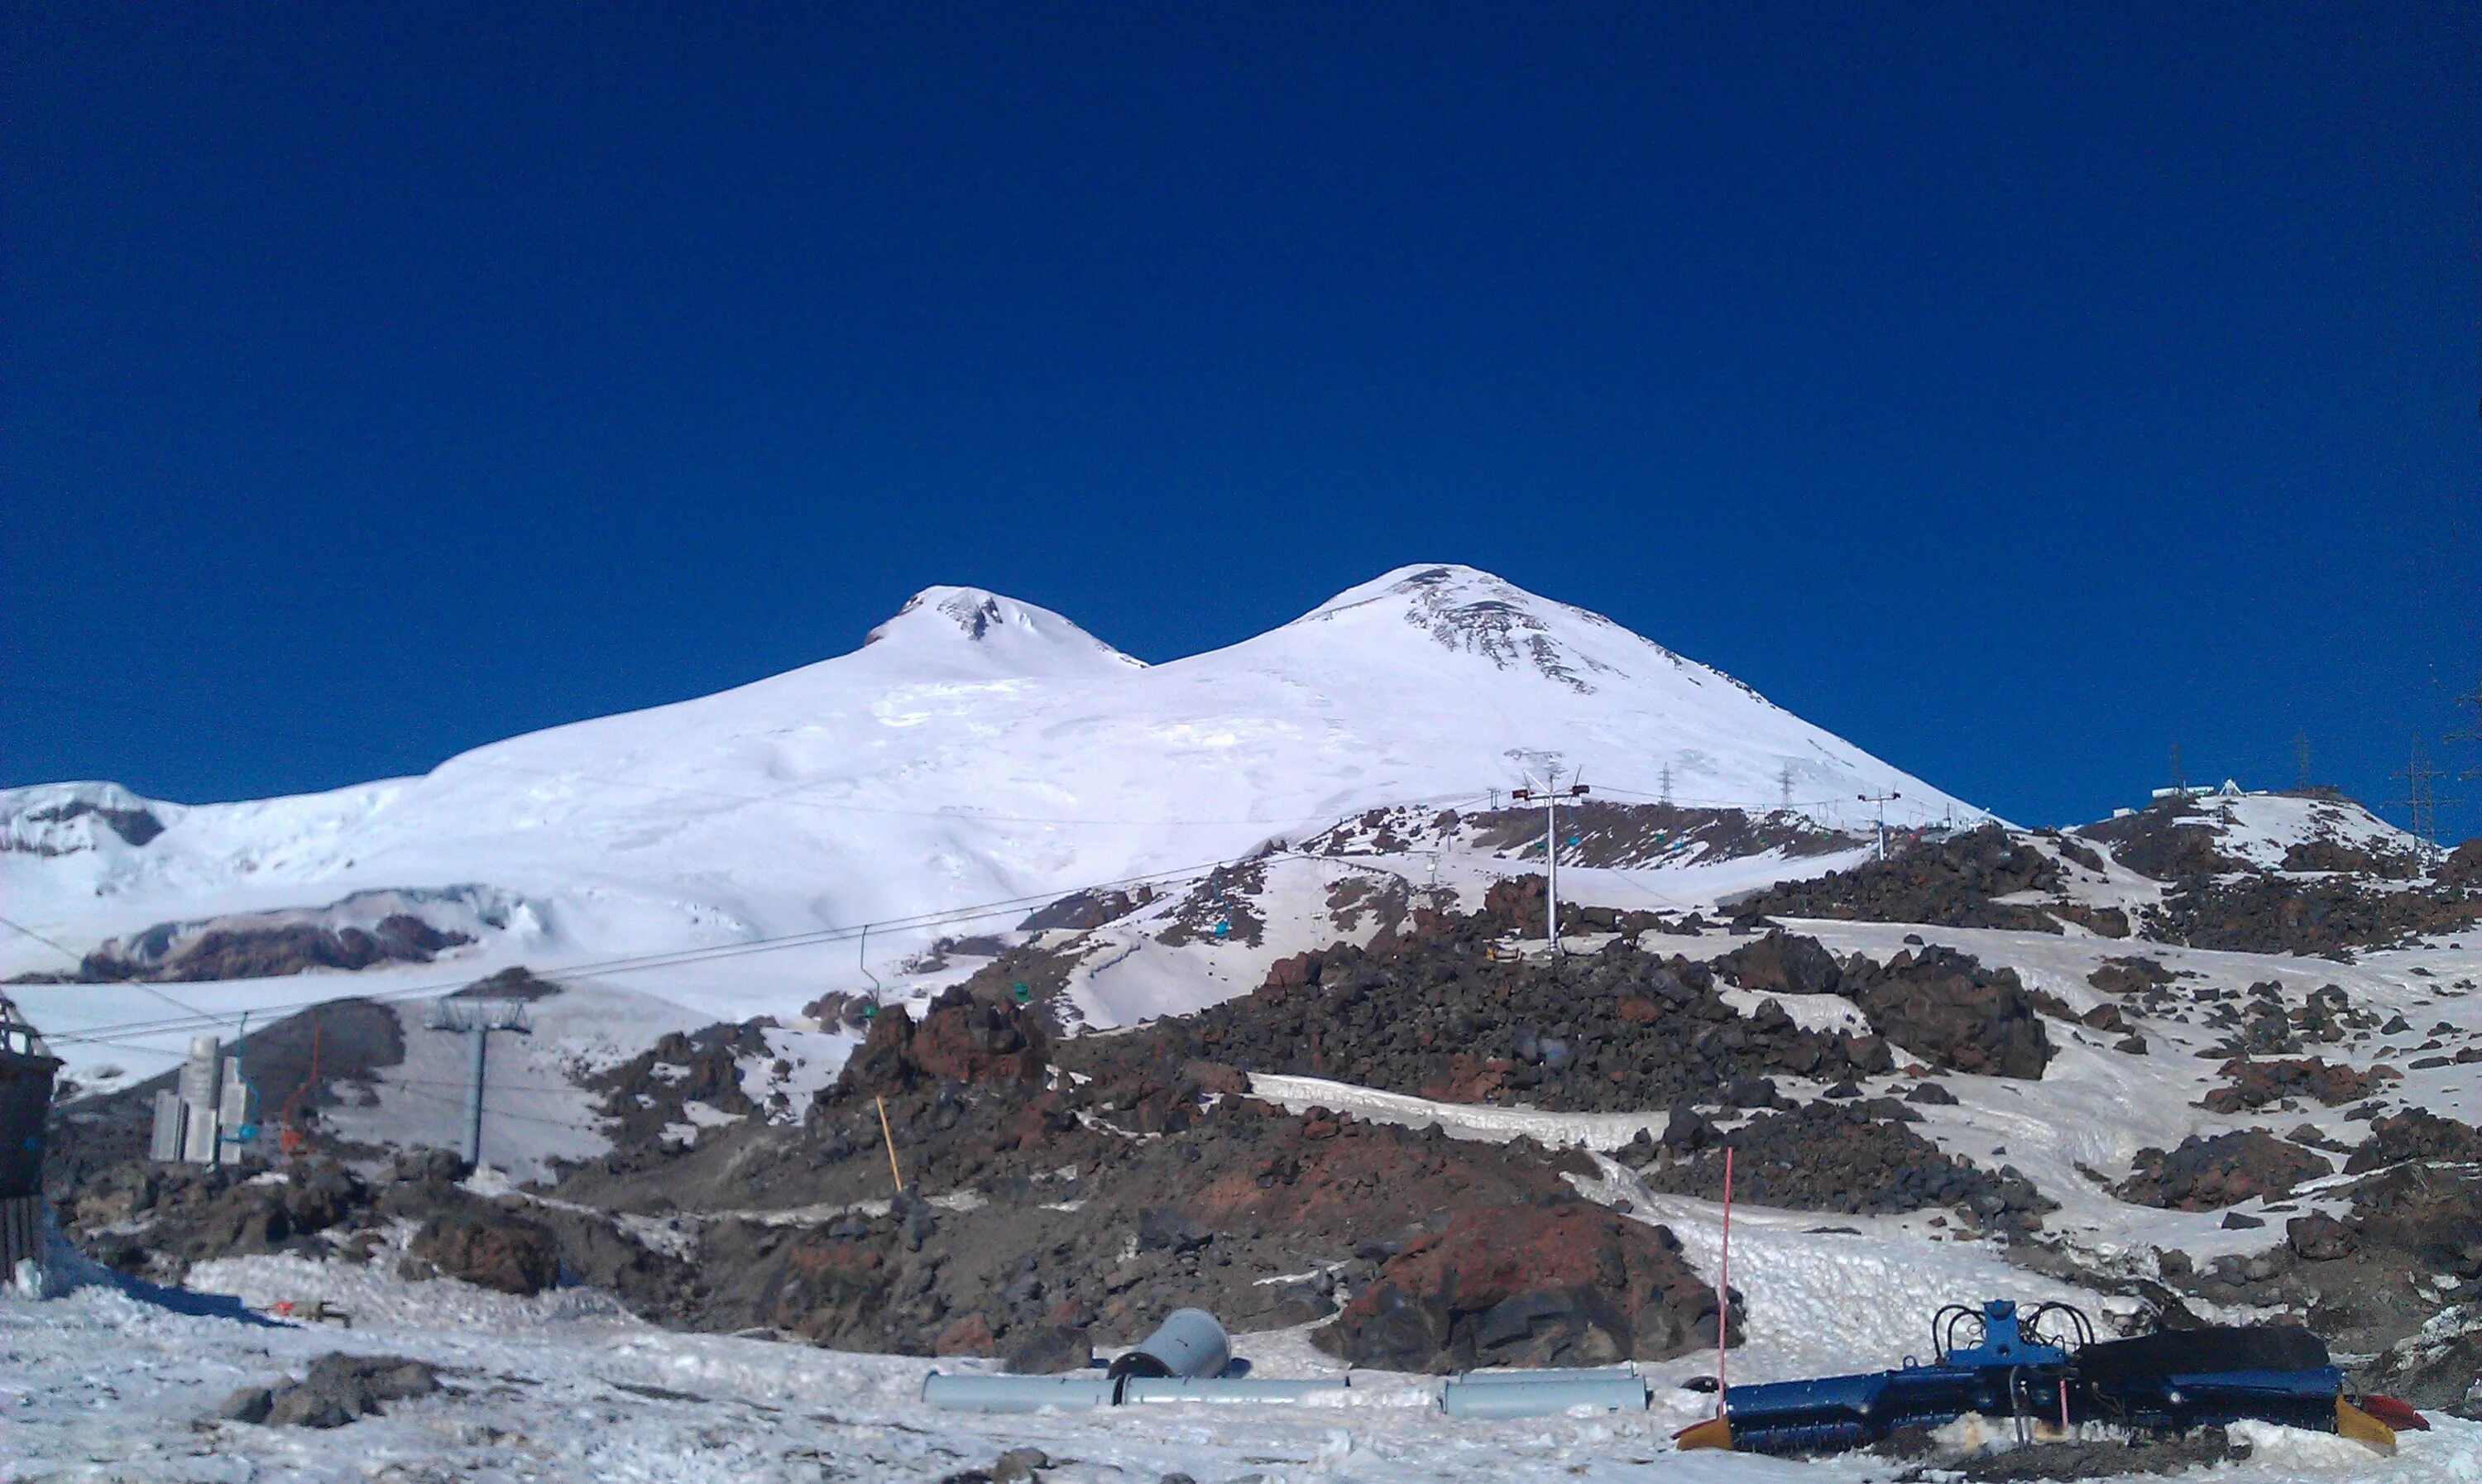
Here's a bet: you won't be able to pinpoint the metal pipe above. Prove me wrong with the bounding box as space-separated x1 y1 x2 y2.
463 1024 486 1167
920 1374 1113 1414
1440 1373 1649 1419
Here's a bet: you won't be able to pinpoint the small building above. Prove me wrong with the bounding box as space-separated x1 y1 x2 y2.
0 995 62 1276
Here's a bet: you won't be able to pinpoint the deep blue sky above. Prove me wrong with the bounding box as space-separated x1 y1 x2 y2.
5 5 2476 832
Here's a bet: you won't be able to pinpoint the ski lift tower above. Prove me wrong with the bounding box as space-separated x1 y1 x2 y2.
0 995 63 1278
425 998 531 1171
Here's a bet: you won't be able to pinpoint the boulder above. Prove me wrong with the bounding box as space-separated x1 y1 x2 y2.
1310 1202 1734 1372
408 1211 558 1295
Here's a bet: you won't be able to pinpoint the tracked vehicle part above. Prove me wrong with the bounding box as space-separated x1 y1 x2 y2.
1676 1300 2411 1458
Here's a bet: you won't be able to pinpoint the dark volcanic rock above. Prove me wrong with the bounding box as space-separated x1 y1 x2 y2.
228 1353 438 1429
2202 1056 2385 1114
1058 917 1894 1114
1726 826 2067 933
2146 875 2480 958
1638 1102 2047 1226
835 989 1050 1099
2441 838 2482 891
1709 930 1845 997
2076 803 2246 881
2115 1131 2332 1211
62 916 472 984
2345 1108 2482 1172
408 1211 559 1295
1310 1202 1736 1372
1841 946 2053 1079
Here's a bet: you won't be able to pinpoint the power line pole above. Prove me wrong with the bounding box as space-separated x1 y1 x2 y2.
1658 763 1673 807
1512 772 1588 951
2389 736 2456 847
1857 790 1903 862
2293 731 2312 792
426 998 530 1170
2168 742 2185 797
1776 764 1794 813
2448 665 2482 788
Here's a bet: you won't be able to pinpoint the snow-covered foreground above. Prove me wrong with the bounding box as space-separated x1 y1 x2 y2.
9 1233 2480 1484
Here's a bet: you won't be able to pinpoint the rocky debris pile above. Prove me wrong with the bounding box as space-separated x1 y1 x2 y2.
2370 1309 2482 1419
2145 874 2480 958
1708 932 2058 1079
661 1102 1599 1357
1635 1101 2050 1228
1018 886 1152 932
1724 826 2068 933
449 965 561 1000
1841 946 2054 1079
839 989 1051 1095
404 1211 558 1295
2087 956 2179 998
2114 1131 2333 1210
2076 802 2248 881
1310 1202 1736 1372
61 1147 698 1314
2281 839 2424 878
549 989 1634 1359
216 1353 438 1429
2345 1108 2482 1173
589 1022 766 1144
19 915 471 986
2202 1056 2389 1114
2441 838 2482 890
1154 862 1270 947
67 1160 375 1271
1058 919 1893 1116
1708 929 1845 997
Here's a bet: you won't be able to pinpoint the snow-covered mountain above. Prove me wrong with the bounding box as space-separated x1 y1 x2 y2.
1 564 1986 989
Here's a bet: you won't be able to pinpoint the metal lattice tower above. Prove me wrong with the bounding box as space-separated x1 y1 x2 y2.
2293 731 2312 791
1776 764 1794 813
2389 735 2455 846
2168 741 2185 796
2448 664 2482 783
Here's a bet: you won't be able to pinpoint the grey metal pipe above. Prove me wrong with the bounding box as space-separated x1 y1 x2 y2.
1118 1376 1350 1405
920 1373 1114 1413
1440 1372 1649 1419
464 1025 486 1167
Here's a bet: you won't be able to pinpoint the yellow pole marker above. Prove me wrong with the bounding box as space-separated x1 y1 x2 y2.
876 1095 905 1194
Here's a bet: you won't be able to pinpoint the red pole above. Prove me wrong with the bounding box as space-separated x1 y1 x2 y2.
1716 1142 1734 1418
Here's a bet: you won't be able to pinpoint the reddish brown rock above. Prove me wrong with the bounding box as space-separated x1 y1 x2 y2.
1310 1202 1736 1372
934 1312 997 1357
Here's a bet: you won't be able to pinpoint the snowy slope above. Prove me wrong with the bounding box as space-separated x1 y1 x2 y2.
1 566 1987 1008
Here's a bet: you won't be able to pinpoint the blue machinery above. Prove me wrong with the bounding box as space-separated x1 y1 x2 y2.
927 1300 2412 1458
1670 1300 2406 1457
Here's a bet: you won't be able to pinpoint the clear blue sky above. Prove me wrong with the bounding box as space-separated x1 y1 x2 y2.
5 5 2476 832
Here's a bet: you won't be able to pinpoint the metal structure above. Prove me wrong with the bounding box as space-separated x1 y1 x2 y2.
147 1033 253 1166
424 998 531 1169
923 1309 1352 1414
1857 789 1904 861
2390 735 2454 846
0 996 62 1276
1511 773 1588 949
1673 1300 2408 1457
